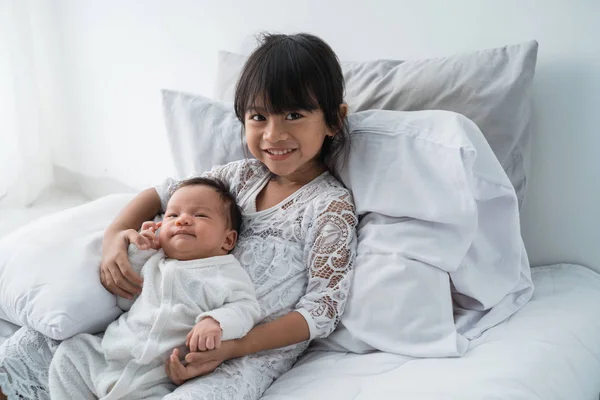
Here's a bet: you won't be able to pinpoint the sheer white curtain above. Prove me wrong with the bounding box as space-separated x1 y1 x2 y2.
0 0 54 207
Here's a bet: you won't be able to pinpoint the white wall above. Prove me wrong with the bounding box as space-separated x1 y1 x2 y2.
49 0 600 270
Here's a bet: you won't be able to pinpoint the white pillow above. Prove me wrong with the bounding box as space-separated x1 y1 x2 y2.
161 90 533 356
162 90 249 178
0 194 135 340
324 111 533 354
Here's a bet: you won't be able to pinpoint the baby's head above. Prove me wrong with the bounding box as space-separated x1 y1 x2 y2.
160 177 242 261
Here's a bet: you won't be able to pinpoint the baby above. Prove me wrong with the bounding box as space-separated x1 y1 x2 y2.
49 177 261 400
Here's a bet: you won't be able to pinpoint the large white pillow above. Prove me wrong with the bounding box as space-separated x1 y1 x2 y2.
0 194 135 340
213 41 538 207
162 90 248 178
162 90 533 356
325 111 533 354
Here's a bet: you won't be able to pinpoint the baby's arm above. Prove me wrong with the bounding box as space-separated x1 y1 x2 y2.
187 265 260 351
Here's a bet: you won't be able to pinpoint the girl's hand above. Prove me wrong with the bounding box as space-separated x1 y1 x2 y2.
186 317 223 352
165 341 237 385
140 221 162 249
100 229 144 299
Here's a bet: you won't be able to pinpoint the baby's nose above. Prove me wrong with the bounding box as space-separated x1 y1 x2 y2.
176 215 192 225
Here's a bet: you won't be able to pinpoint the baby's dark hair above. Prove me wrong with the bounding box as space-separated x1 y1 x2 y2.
174 177 242 233
234 32 350 175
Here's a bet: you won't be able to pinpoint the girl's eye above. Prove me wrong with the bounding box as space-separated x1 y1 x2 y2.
285 112 303 121
194 214 206 218
167 213 177 218
250 114 266 122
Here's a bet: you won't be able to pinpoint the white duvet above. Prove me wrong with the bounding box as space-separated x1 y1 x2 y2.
263 264 600 400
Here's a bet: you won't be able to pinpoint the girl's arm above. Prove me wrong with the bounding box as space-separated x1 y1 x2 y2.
100 188 162 299
293 190 358 341
230 311 309 357
167 311 309 385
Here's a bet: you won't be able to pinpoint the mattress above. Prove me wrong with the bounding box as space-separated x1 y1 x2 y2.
263 264 600 400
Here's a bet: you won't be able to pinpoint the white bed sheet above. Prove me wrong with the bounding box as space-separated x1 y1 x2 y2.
264 264 600 400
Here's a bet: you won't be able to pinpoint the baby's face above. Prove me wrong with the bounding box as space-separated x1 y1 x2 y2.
159 184 235 261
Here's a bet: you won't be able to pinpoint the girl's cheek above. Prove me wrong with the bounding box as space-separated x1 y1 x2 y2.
245 132 261 147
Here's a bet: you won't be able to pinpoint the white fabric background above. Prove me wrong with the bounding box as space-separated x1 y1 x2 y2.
0 1 54 207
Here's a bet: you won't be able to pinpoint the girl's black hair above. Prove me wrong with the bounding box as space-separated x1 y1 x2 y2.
234 32 350 175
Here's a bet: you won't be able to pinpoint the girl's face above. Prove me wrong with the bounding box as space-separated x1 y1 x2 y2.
244 106 334 182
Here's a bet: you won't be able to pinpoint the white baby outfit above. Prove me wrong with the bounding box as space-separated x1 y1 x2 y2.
49 246 260 400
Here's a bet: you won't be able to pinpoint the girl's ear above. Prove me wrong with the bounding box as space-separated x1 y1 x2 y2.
330 103 349 137
222 230 238 252
339 103 349 120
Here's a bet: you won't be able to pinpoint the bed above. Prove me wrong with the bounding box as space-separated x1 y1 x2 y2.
2 5 600 399
2 201 599 400
263 264 600 399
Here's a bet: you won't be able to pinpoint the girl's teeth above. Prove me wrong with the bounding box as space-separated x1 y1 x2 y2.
269 149 293 155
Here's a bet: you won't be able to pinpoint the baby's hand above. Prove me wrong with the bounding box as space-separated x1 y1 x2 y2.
186 317 222 352
139 221 162 250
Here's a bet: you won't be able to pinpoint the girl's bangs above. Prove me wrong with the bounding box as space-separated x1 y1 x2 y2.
240 46 321 115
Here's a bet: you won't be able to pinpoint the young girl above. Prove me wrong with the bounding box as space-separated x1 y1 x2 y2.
0 32 358 400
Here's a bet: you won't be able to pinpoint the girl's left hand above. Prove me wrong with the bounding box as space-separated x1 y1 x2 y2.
165 341 237 385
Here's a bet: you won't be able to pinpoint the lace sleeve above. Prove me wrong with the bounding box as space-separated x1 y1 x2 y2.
154 160 251 212
295 190 358 341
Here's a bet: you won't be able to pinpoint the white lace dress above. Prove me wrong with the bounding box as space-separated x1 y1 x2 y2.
0 159 358 400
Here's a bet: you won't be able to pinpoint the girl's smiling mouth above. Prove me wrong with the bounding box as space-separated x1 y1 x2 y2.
264 148 297 160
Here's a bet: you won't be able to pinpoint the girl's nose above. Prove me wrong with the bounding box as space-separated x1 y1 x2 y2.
264 119 288 142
